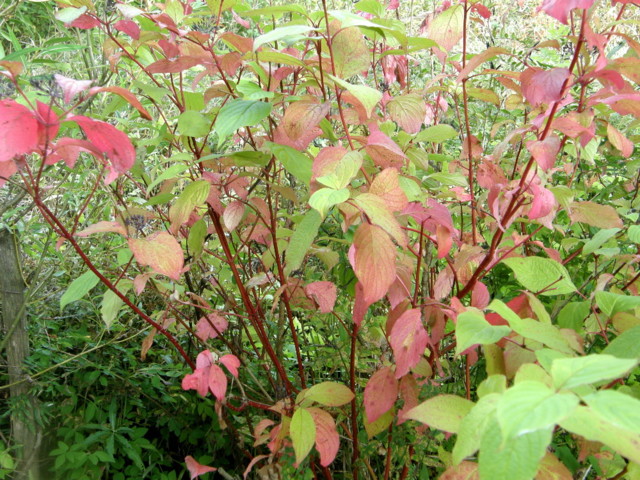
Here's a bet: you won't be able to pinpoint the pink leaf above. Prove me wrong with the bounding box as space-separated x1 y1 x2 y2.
185 456 217 479
208 364 227 401
305 281 337 313
196 313 229 341
54 74 92 104
220 354 240 378
369 168 408 212
68 116 135 184
196 350 214 369
0 100 38 163
232 10 250 28
607 123 634 157
282 101 330 142
128 231 184 280
223 200 245 231
539 0 595 24
526 135 561 171
389 309 429 378
0 160 18 188
365 128 407 169
308 408 340 467
364 366 398 423
387 0 399 10
354 224 396 305
114 19 140 39
528 182 557 221
182 368 209 396
48 138 101 168
76 221 127 237
521 67 570 107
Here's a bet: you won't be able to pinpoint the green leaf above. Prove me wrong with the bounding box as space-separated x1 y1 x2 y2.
496 381 579 440
560 406 640 464
595 291 640 317
101 282 131 329
479 418 552 480
187 219 207 259
265 142 312 185
557 301 590 332
147 162 190 192
253 25 319 51
284 209 323 276
628 225 640 243
303 382 354 407
584 390 640 433
316 151 362 190
455 309 511 357
177 111 211 138
236 80 276 100
354 193 406 247
55 6 87 23
60 270 100 310
405 394 474 433
582 228 620 255
452 393 500 465
551 355 638 390
215 99 272 147
169 180 211 233
309 188 349 218
415 124 458 143
328 75 382 118
602 325 640 359
502 257 576 296
489 300 573 354
290 408 316 466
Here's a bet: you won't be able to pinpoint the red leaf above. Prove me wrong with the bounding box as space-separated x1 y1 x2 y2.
185 456 217 479
208 364 227 401
308 408 340 467
397 374 420 424
305 281 337 313
220 354 240 378
526 135 561 171
471 3 491 19
389 309 429 378
364 366 398 423
146 56 201 74
196 313 229 341
352 282 368 327
35 101 60 145
128 231 184 280
521 67 570 107
354 224 396 305
0 100 38 163
69 14 100 29
539 0 595 24
114 19 140 39
88 86 151 120
68 116 135 184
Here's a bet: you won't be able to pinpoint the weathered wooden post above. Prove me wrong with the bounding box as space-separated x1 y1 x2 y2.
0 228 40 480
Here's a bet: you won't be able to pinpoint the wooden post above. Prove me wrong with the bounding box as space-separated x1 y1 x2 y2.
0 228 40 480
